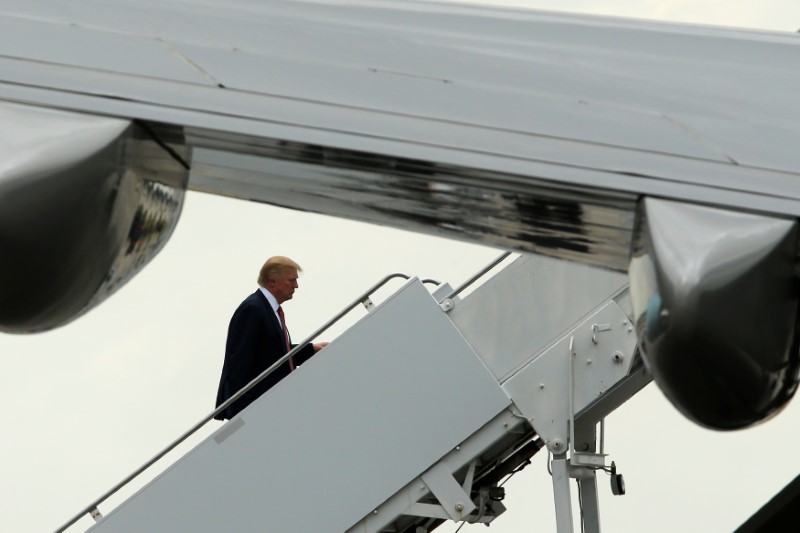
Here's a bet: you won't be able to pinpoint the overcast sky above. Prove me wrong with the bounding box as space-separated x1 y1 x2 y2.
2 2 800 533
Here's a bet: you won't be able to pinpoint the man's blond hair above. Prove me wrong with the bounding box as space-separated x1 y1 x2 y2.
258 256 302 286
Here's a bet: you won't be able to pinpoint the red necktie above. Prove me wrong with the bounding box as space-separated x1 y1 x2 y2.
277 306 294 371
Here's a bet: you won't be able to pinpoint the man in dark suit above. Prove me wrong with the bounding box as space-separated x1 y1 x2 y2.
214 256 328 420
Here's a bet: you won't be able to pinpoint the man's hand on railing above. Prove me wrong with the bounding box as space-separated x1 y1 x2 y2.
313 342 330 352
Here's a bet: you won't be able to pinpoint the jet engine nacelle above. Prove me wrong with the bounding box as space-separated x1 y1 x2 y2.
0 103 188 333
630 198 800 429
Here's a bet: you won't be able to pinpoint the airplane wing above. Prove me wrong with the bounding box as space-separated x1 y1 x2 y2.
2 0 799 429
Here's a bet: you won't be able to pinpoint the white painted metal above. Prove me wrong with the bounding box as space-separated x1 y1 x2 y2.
502 299 639 452
551 455 576 533
447 254 629 382
87 278 511 532
346 409 523 533
3 0 798 179
80 255 646 533
1 0 799 239
420 463 476 521
578 475 602 533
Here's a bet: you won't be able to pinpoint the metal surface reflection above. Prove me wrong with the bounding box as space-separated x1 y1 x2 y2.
0 103 188 333
189 130 638 271
629 198 800 429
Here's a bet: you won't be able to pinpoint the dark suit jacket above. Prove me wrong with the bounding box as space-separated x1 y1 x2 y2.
214 290 315 420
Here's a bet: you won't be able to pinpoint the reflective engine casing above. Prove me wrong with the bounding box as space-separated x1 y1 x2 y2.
0 103 189 333
629 198 800 430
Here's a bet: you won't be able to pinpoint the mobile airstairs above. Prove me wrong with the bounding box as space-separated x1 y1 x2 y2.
60 253 651 533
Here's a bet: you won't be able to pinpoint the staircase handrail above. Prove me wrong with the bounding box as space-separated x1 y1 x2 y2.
55 272 414 533
438 251 513 303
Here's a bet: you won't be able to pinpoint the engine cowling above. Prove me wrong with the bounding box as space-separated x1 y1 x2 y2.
0 102 188 333
629 197 800 429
